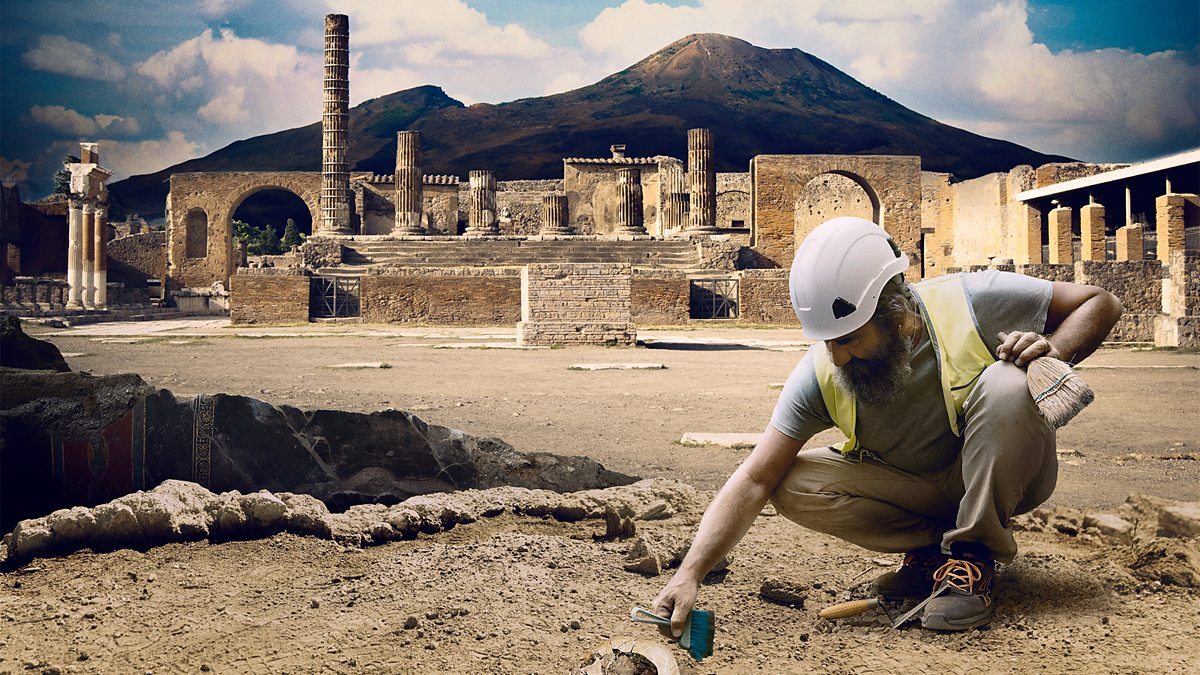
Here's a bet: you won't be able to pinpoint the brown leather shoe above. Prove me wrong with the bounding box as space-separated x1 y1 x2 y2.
921 550 996 630
869 545 948 600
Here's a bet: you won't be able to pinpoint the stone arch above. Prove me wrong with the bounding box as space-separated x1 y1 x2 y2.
716 189 751 228
185 208 209 258
167 171 323 290
749 155 921 274
793 172 881 246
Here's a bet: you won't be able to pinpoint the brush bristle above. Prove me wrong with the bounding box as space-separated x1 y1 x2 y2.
1027 357 1094 428
687 609 715 661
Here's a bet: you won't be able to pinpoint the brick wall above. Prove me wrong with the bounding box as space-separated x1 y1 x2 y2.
1017 264 1075 283
739 269 798 325
107 231 166 288
1075 260 1162 342
230 271 310 324
360 268 520 324
632 270 689 325
518 263 635 345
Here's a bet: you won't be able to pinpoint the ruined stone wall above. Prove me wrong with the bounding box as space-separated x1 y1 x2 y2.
792 172 876 248
360 182 459 236
518 263 636 346
230 270 310 324
360 269 520 324
921 172 955 277
950 172 1010 267
1036 162 1130 188
1016 264 1076 283
451 180 563 237
716 172 751 228
738 269 798 325
1075 260 1162 342
750 155 921 273
107 231 165 288
1158 251 1200 346
631 270 689 325
563 162 661 236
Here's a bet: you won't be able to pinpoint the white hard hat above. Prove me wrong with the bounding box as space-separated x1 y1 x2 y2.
789 216 910 341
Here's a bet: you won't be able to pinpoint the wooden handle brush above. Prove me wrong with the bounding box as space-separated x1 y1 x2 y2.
997 333 1094 428
819 597 881 620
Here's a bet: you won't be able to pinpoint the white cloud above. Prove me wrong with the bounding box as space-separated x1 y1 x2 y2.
22 34 126 81
29 105 140 137
198 86 249 124
199 0 253 17
328 0 550 58
572 0 1200 162
0 157 32 188
49 131 202 182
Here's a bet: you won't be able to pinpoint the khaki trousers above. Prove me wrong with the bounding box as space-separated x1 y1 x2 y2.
770 360 1057 563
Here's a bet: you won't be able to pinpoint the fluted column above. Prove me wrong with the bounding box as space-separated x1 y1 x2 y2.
613 168 647 236
540 194 573 235
81 202 96 309
321 13 351 234
682 128 718 235
661 161 688 234
464 170 499 236
66 198 84 309
94 206 108 309
394 131 425 235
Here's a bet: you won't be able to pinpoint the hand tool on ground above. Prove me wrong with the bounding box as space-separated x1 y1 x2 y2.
818 596 893 622
630 606 715 662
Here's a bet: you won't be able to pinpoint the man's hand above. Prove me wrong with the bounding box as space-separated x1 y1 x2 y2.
997 331 1062 367
651 571 700 639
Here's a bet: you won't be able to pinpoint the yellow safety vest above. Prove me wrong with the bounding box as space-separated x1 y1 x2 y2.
812 275 996 457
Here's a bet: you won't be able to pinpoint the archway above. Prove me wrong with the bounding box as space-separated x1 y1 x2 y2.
793 172 880 246
231 188 313 254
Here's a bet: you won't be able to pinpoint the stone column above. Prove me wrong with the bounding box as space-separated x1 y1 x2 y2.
682 128 718 235
464 170 498 236
1016 203 1043 264
613 168 647 236
660 161 687 234
1080 202 1106 261
540 194 573 235
321 13 352 234
394 131 425 235
1048 205 1073 264
1115 224 1143 261
81 202 96 309
1155 194 1187 263
66 198 84 309
94 206 108 309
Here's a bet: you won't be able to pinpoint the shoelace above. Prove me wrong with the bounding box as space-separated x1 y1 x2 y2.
932 558 989 600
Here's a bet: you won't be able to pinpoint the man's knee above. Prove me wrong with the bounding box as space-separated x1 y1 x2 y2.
966 360 1040 420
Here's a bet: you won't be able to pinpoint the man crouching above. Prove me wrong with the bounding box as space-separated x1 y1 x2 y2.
653 217 1121 632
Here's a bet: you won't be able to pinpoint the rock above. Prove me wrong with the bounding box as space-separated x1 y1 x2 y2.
0 317 69 372
404 616 419 629
1082 513 1135 542
623 532 730 577
1128 538 1200 587
1157 503 1200 539
759 578 808 607
594 505 636 542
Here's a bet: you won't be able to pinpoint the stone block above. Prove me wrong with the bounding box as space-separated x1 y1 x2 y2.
1080 203 1107 261
1158 503 1200 539
1115 224 1143 261
1048 206 1073 264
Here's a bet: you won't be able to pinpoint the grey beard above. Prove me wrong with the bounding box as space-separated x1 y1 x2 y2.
832 322 915 407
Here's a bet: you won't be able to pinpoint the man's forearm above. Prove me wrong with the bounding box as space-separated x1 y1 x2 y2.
675 467 774 582
1048 288 1122 363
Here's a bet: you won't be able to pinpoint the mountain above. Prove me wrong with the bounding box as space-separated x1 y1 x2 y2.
108 34 1070 220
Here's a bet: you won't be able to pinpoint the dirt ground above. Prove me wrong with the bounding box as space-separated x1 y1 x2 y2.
2 320 1199 673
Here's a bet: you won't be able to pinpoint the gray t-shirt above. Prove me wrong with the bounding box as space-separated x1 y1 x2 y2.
770 271 1053 473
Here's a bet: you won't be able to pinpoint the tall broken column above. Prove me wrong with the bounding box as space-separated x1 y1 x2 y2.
94 204 108 308
681 128 718 235
81 203 96 308
66 197 84 309
63 143 112 310
613 168 647 236
660 161 688 234
321 13 351 234
540 194 573 235
464 170 499 236
394 131 425 235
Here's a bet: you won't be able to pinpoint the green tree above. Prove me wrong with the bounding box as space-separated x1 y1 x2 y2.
52 155 80 195
232 220 284 256
280 218 303 250
261 223 282 255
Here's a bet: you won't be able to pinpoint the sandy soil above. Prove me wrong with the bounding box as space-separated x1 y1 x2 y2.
2 321 1199 673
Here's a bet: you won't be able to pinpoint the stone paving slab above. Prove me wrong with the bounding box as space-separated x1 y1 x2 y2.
569 363 667 371
325 362 393 369
680 432 761 448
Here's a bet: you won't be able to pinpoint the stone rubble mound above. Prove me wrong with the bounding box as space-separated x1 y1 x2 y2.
4 478 697 564
1012 493 1200 587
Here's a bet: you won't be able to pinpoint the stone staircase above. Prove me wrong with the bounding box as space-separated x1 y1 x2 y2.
4 305 187 326
316 239 704 276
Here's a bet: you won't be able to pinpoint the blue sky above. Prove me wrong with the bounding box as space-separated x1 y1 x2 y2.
1 0 1197 201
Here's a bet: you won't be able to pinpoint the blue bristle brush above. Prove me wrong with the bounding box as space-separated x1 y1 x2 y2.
630 606 715 661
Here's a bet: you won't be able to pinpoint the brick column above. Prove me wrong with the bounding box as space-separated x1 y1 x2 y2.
681 128 718 235
1155 194 1187 263
66 198 84 309
613 168 647 236
394 131 425 235
1048 205 1073 264
1115 225 1143 261
94 206 108 309
81 202 96 309
540 194 573 235
1016 203 1042 264
464 170 499 237
1080 202 1106 261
